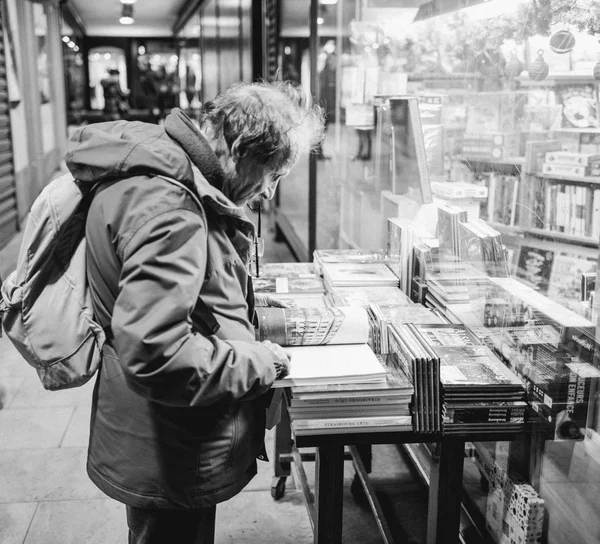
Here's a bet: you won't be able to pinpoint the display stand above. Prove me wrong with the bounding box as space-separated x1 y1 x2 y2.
275 400 518 544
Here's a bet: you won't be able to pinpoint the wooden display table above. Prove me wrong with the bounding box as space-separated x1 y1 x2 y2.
277 406 518 544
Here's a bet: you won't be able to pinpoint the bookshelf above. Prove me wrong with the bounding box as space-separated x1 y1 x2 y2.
526 227 600 248
536 172 600 185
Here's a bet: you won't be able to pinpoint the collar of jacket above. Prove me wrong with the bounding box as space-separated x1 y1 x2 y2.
164 108 254 238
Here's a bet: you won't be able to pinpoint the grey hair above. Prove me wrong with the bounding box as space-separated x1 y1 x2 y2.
201 81 325 174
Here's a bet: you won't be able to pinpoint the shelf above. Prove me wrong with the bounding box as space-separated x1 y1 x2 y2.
536 172 600 185
526 227 599 248
463 156 525 167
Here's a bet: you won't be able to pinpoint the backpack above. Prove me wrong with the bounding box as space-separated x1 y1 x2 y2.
0 172 204 391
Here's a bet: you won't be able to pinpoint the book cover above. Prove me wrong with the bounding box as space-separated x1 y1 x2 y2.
254 306 369 346
547 253 596 314
515 245 554 295
555 84 599 129
252 276 325 296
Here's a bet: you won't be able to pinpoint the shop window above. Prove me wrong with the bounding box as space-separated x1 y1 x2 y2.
88 47 128 112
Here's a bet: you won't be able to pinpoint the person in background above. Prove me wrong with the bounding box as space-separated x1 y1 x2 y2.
64 81 324 543
100 68 129 119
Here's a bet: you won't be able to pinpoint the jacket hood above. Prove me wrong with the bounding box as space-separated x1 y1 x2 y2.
66 109 252 229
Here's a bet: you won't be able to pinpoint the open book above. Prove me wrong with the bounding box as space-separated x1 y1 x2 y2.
254 306 369 346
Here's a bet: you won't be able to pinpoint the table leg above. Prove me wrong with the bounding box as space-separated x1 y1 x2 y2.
426 440 465 544
315 444 345 544
274 403 292 478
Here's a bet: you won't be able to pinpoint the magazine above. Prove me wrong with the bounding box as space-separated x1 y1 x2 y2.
254 306 369 346
273 343 388 387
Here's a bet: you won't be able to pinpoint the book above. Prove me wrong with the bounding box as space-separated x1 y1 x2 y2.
254 306 369 346
437 203 467 259
545 151 600 166
388 96 433 204
515 245 554 295
542 162 587 177
291 415 413 435
272 343 388 388
252 276 325 297
313 249 387 266
442 402 527 424
321 262 399 288
254 262 318 279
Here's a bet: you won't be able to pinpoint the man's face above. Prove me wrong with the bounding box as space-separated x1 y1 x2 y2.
233 155 291 204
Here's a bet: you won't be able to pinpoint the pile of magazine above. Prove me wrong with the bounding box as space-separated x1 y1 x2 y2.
387 323 526 435
285 360 414 436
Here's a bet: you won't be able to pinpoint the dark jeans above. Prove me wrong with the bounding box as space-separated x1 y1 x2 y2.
126 505 216 544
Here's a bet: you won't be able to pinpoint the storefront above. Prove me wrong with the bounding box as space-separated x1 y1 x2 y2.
0 0 67 247
273 1 600 543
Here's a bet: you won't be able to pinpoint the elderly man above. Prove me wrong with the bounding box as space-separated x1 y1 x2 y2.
65 81 323 543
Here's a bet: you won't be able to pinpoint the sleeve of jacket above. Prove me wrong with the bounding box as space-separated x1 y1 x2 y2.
110 206 280 407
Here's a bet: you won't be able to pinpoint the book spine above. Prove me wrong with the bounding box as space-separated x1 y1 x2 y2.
443 406 526 424
292 415 413 429
290 393 410 407
593 188 600 239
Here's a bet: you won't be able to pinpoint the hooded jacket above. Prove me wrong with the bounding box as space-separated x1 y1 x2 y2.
66 109 279 508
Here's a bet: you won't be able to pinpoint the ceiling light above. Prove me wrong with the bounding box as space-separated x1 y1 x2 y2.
320 0 338 4
120 0 137 4
119 4 134 24
62 36 70 43
317 17 324 24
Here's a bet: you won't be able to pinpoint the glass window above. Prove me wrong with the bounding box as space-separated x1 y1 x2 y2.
200 0 219 102
276 0 312 260
278 0 600 542
177 13 201 118
33 2 54 153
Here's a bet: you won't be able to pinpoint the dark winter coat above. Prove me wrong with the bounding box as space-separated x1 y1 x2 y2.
65 108 279 508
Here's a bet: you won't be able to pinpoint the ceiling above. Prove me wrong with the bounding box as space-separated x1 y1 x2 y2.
68 0 189 37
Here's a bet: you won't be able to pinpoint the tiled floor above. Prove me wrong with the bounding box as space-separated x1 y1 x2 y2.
0 200 427 544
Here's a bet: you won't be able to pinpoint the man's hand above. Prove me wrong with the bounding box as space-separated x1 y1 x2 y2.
254 294 290 308
261 340 291 379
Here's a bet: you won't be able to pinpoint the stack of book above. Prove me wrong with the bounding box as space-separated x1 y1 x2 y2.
456 219 508 278
286 362 414 435
387 323 526 435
